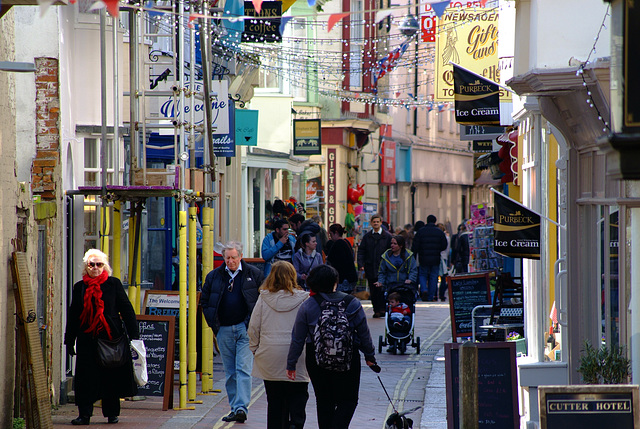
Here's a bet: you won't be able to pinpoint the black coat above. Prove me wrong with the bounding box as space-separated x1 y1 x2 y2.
201 260 264 334
357 229 392 279
326 238 358 283
64 276 140 404
411 223 448 267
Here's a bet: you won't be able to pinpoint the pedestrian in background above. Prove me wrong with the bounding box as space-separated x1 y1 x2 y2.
293 233 323 290
357 214 392 317
451 223 470 274
325 223 358 294
64 249 139 425
262 218 296 276
248 261 310 429
437 223 451 301
287 265 377 429
201 241 265 423
411 215 448 302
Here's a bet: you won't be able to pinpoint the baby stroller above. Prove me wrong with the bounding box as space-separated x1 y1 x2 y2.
378 283 420 355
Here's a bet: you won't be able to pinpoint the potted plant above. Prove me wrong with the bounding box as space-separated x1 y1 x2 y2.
506 331 526 356
577 340 631 384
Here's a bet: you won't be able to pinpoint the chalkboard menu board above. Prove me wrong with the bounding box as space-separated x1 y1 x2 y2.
445 342 519 429
447 273 492 339
143 290 200 369
136 315 175 410
539 385 639 429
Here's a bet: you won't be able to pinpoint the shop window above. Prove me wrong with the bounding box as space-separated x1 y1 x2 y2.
598 205 620 347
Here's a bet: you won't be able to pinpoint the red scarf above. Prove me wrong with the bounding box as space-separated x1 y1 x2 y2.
79 270 113 339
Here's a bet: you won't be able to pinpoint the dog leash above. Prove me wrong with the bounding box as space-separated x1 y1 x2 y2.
376 375 399 414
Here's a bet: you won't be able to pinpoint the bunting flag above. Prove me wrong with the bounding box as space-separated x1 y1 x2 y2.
375 9 393 24
452 63 500 125
307 0 315 7
251 0 263 14
493 191 541 260
103 0 120 17
281 0 296 12
36 0 55 16
550 301 558 324
328 13 349 32
479 0 488 6
279 16 293 36
431 0 451 18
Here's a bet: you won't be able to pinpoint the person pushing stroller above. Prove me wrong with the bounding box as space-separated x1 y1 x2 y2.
376 235 418 296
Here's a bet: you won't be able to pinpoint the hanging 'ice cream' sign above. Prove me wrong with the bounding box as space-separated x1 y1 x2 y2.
160 80 230 135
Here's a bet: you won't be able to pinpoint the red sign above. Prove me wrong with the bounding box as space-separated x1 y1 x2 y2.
380 140 396 184
327 148 337 225
421 16 436 42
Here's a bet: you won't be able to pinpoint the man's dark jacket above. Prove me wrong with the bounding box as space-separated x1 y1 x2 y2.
411 223 447 267
201 260 264 334
357 229 392 279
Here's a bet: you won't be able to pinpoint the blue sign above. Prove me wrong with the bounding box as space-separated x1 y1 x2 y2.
235 109 259 146
212 102 235 157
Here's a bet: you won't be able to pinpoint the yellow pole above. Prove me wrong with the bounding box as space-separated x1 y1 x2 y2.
177 210 194 410
187 206 201 403
200 207 218 394
201 206 211 393
100 205 110 257
113 201 121 279
127 210 137 306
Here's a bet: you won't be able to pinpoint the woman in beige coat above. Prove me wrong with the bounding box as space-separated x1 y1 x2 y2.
248 261 310 429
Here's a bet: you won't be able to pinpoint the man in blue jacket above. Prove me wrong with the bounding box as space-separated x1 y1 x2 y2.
201 241 264 423
411 215 448 302
261 218 296 276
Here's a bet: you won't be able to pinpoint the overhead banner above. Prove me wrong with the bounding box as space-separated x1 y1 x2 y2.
453 63 500 125
434 4 511 102
493 192 541 259
293 119 321 155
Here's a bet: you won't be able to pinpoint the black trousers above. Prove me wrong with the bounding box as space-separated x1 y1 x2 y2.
305 344 361 429
369 277 385 314
263 380 309 429
78 395 119 418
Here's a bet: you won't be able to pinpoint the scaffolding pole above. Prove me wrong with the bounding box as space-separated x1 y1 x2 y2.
187 206 202 403
113 200 121 278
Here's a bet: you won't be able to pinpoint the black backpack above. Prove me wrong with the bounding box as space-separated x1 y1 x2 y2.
312 294 355 371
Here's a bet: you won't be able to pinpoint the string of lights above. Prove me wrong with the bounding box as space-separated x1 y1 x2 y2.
575 3 610 133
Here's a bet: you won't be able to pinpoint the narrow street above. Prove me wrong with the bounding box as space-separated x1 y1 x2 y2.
52 300 452 428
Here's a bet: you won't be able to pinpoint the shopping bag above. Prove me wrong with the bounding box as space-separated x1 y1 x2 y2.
130 339 148 386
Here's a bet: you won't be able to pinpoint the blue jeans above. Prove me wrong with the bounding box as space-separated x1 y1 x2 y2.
217 322 253 413
419 265 440 301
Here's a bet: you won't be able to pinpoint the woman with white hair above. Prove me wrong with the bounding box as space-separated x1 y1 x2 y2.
64 249 139 425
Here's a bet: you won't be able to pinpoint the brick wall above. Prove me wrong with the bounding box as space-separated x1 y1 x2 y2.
32 57 60 200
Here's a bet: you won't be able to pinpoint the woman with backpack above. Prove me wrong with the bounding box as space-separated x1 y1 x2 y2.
286 264 377 429
248 261 310 429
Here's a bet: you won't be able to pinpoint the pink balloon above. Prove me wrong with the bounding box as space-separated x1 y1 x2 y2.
354 205 363 216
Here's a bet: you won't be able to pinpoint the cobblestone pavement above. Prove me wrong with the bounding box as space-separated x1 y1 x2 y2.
52 300 452 428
